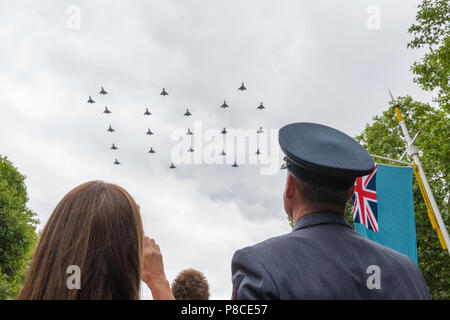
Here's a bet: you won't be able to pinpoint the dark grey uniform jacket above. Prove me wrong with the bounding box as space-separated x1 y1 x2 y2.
231 212 430 300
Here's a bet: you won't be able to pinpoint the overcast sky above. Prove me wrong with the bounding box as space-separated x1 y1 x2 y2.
0 0 434 299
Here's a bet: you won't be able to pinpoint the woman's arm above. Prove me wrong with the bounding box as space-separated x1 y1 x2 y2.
142 236 175 300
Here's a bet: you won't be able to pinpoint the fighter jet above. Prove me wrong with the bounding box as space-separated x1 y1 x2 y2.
107 125 115 132
114 159 121 165
186 128 193 135
255 148 261 155
111 143 118 150
257 126 263 134
220 150 226 156
160 88 168 96
220 100 229 109
187 146 194 152
144 108 151 116
87 96 95 104
146 129 154 135
169 162 176 169
148 147 156 154
99 87 108 95
184 109 192 116
257 102 265 110
221 127 227 135
238 83 246 91
232 161 239 167
104 107 111 114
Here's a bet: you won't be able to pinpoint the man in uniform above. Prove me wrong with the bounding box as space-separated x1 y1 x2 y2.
231 122 430 299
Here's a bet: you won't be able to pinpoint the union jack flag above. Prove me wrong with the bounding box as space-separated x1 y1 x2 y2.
352 164 378 232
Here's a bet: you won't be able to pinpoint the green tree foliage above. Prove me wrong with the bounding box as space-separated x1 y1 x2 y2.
352 96 450 299
408 0 450 112
0 155 38 299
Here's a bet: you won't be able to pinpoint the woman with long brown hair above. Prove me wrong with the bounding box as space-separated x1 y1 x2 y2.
18 180 173 300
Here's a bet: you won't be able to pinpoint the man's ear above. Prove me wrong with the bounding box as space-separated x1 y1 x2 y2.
347 185 355 201
285 173 297 199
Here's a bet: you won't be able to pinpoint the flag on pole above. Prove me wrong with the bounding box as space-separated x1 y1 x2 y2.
351 163 418 264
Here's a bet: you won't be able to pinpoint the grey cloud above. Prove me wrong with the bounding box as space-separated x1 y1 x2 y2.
0 0 428 299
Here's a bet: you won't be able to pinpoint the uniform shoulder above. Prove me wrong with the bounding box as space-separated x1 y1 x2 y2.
356 232 415 265
354 232 428 287
232 231 299 270
234 232 296 257
231 239 283 299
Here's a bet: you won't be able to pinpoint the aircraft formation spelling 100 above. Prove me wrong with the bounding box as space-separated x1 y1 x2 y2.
87 83 266 169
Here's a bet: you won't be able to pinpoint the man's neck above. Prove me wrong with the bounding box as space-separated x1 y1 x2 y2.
292 203 345 225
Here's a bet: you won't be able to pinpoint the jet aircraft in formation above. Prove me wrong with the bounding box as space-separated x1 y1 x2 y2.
89 82 266 169
220 101 229 108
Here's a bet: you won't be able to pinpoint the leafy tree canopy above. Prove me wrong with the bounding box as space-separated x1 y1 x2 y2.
0 155 38 299
408 0 450 112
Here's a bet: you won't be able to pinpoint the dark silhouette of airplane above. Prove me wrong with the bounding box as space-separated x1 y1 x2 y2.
146 129 154 135
148 147 156 154
186 128 193 135
188 146 194 152
221 127 227 135
144 108 151 116
232 161 239 167
114 159 120 165
220 101 229 108
255 148 261 155
99 87 108 95
111 143 118 150
238 83 246 91
160 88 168 96
87 96 95 104
169 162 176 169
220 150 226 156
104 107 111 114
184 109 192 116
257 126 263 133
257 102 265 110
107 125 115 132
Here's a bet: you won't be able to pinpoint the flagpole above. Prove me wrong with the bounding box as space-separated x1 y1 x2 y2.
389 90 450 254
370 154 413 166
